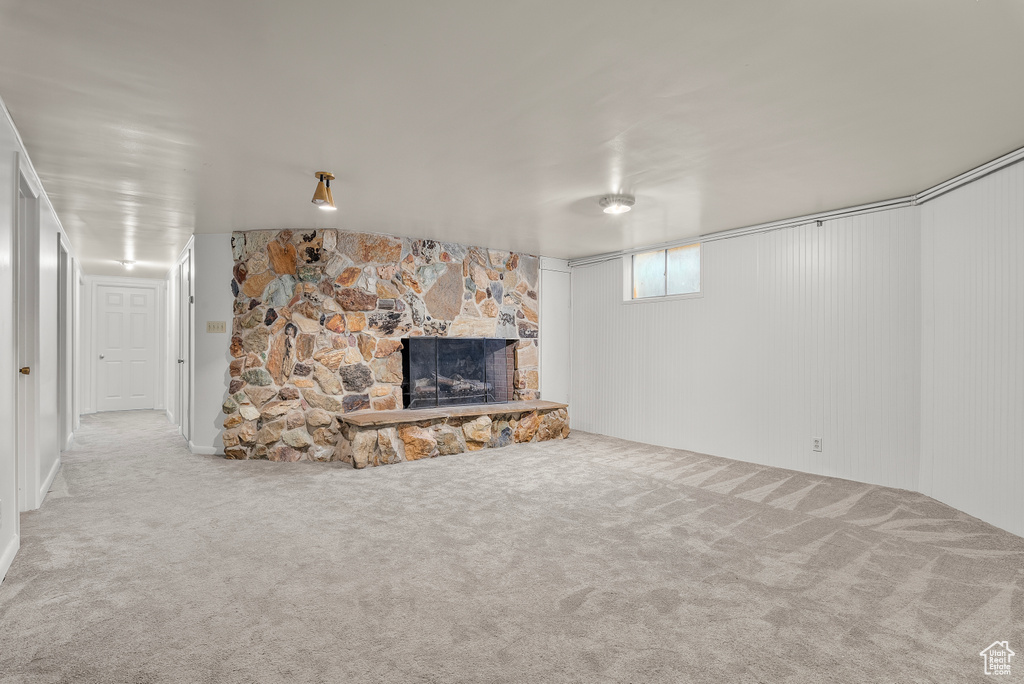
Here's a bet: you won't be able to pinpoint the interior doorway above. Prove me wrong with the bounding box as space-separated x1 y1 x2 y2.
15 172 40 513
177 247 192 442
94 284 158 412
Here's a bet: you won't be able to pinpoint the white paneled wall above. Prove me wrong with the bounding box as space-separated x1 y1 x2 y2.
572 207 922 490
920 161 1024 536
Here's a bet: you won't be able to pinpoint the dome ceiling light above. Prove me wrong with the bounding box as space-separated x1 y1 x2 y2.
599 194 635 214
311 172 337 211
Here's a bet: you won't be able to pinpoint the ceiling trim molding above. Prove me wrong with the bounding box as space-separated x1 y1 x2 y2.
568 143 1024 268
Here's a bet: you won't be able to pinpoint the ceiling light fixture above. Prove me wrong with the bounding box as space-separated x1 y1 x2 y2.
599 194 635 214
120 260 135 270
312 172 337 211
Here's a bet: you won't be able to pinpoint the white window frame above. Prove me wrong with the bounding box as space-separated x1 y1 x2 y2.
621 243 703 304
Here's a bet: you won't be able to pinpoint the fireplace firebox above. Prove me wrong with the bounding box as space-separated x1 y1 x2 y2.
402 337 516 409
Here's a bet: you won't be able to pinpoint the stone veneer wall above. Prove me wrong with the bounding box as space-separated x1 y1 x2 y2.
221 228 541 461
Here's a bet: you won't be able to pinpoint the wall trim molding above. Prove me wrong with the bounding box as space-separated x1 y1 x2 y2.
568 143 1024 267
38 457 60 506
0 533 19 584
188 442 219 456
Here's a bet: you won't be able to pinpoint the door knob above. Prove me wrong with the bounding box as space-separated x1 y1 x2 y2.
177 359 185 364
99 354 105 359
19 367 30 375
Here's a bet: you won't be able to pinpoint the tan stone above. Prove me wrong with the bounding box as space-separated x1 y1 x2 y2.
253 445 269 460
371 395 397 411
312 427 337 447
239 405 261 421
336 289 378 311
346 313 366 332
268 240 297 275
422 264 463 320
224 446 249 460
236 421 256 444
313 348 347 371
463 415 492 442
513 411 541 443
475 290 486 304
260 400 300 419
374 339 404 357
376 280 400 298
247 250 270 275
537 409 570 441
286 411 306 429
466 440 487 451
344 347 364 365
357 334 376 361
522 304 538 324
222 429 240 448
314 363 343 395
281 428 313 449
450 316 497 337
257 420 285 444
324 314 345 333
470 263 490 290
399 425 438 461
337 267 361 288
242 328 270 353
370 354 402 383
525 370 539 389
376 427 404 465
336 428 378 468
229 358 244 377
296 334 315 360
293 378 314 388
292 313 321 334
307 408 334 427
241 269 276 298
479 299 499 317
488 249 509 267
266 334 287 385
434 425 465 455
223 414 244 428
303 390 344 413
270 445 302 462
515 343 538 367
368 384 391 397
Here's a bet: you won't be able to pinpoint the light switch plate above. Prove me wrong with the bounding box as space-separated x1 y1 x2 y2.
206 321 227 333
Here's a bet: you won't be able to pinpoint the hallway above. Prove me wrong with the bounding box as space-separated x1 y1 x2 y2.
1 411 1022 683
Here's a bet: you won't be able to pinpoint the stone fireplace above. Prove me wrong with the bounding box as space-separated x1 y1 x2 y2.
402 337 516 408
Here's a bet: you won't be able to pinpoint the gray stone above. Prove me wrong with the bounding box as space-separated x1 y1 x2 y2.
262 275 297 308
342 394 370 412
281 428 313 449
339 364 374 392
241 368 273 386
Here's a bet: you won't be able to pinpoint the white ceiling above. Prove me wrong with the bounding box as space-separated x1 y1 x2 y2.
1 1 1023 278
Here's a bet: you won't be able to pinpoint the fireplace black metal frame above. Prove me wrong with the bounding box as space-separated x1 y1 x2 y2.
401 337 516 409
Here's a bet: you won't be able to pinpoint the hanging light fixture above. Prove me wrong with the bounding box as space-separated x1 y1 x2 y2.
599 194 635 214
312 172 337 211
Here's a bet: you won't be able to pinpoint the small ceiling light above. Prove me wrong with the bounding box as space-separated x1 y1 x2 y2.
120 260 135 270
312 172 337 211
599 194 635 214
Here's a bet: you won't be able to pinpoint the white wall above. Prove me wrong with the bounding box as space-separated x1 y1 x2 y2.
920 161 1024 537
539 257 571 404
572 208 922 490
189 233 234 454
0 98 80 582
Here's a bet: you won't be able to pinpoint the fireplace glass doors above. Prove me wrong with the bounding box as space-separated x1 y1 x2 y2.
402 337 515 409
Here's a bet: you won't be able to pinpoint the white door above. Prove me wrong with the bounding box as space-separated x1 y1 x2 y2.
96 285 157 411
178 253 191 440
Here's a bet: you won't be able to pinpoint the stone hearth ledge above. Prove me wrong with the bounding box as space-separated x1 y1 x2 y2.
335 401 570 468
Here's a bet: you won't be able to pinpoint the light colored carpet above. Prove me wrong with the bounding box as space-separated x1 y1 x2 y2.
1 411 1021 683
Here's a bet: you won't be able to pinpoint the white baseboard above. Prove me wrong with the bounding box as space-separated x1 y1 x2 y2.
164 409 174 424
63 432 74 451
188 441 219 456
38 457 61 506
0 533 19 584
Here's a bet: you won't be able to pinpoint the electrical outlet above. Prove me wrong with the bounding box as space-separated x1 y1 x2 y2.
206 321 227 333
813 438 822 452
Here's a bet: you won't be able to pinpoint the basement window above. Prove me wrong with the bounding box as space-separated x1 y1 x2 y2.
627 243 701 301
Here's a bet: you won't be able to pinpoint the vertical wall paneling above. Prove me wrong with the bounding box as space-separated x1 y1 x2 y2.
920 161 1024 537
571 207 921 490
